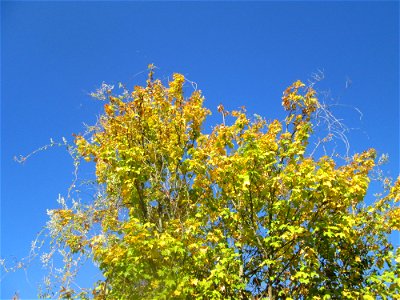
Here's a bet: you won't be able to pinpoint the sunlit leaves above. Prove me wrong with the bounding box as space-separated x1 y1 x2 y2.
45 69 399 299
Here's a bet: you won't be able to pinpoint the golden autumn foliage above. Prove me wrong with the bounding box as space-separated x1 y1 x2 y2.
44 67 399 299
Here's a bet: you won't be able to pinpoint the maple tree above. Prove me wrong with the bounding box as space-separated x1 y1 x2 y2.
41 67 399 299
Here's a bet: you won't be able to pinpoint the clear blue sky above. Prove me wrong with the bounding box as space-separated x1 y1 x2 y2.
1 1 399 298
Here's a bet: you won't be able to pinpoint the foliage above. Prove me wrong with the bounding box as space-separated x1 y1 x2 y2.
42 66 399 299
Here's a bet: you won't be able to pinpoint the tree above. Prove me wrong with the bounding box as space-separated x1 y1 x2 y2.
42 67 399 299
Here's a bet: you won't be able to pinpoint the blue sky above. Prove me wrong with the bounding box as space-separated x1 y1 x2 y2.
1 1 399 298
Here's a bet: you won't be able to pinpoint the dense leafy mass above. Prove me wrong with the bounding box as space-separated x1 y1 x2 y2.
45 69 399 299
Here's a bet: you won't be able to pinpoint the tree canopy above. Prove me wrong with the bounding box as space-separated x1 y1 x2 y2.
42 68 399 299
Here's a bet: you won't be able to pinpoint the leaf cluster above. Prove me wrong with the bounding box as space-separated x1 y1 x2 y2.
44 68 399 299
